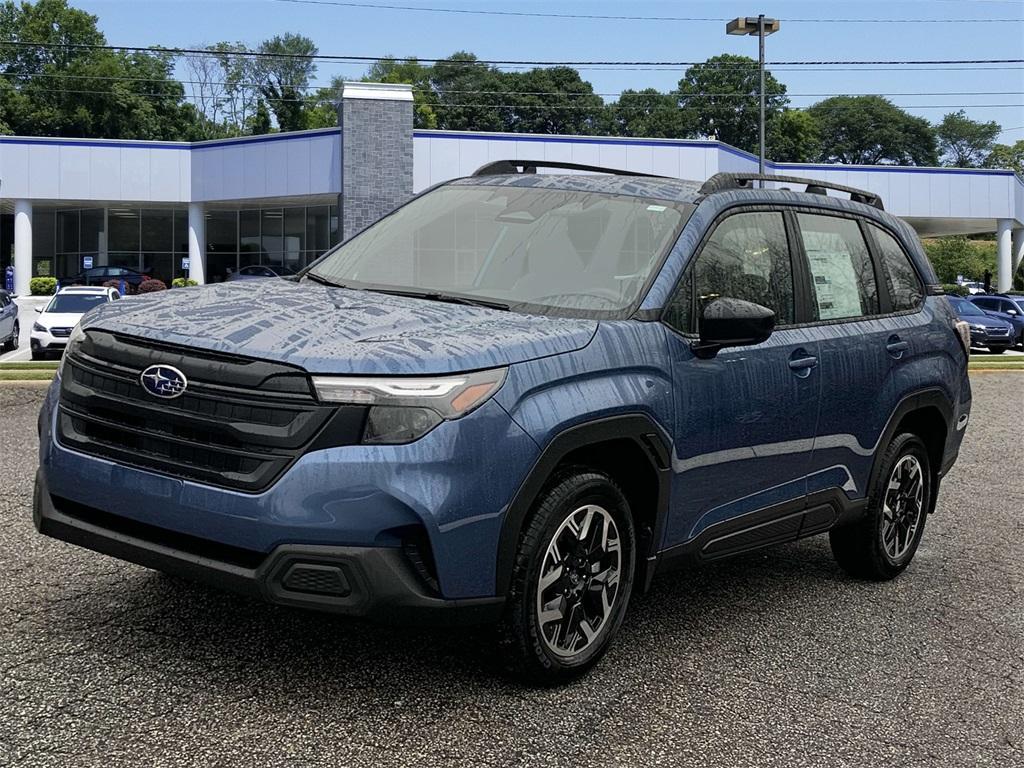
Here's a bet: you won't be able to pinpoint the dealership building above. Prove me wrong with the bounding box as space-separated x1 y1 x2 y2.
2 81 1023 295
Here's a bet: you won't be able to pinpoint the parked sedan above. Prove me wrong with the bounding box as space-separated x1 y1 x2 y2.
0 289 18 352
949 296 1015 353
968 294 1024 347
225 264 300 281
66 266 149 288
31 286 120 360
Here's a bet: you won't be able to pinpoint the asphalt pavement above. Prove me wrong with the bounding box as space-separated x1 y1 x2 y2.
1 376 1022 767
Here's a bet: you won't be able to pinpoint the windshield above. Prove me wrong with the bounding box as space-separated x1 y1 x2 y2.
951 298 984 316
45 293 108 314
307 185 693 316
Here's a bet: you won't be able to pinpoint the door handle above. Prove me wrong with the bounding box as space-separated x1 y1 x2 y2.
788 356 818 370
886 336 909 358
788 356 818 378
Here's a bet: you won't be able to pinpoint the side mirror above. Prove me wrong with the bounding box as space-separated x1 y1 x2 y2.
692 297 775 359
34 306 43 313
1007 309 1018 316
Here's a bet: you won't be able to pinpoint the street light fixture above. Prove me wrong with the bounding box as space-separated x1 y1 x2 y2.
727 15 780 179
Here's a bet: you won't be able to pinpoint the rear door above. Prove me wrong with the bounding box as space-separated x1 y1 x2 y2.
661 208 822 553
0 293 14 339
798 213 930 505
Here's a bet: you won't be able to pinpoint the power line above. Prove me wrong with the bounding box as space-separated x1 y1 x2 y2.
11 84 1022 112
1 40 1021 68
5 71 1022 100
270 0 1024 24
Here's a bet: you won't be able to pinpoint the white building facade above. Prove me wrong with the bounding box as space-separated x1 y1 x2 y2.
2 82 1022 295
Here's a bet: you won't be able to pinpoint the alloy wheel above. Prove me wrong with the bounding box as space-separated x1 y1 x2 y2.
535 504 622 658
881 455 924 560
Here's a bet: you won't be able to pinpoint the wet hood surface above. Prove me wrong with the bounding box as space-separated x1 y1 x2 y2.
81 280 597 375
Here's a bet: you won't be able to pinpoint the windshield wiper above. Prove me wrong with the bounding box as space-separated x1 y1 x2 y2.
303 272 348 289
370 288 510 311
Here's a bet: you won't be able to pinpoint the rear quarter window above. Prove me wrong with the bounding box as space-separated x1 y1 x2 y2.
870 225 924 312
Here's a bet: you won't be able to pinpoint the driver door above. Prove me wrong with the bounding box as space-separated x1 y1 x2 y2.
660 209 822 554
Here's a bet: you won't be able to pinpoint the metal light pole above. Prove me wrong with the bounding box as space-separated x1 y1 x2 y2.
727 15 780 179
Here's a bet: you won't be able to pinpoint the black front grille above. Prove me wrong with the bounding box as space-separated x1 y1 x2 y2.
50 327 73 338
57 330 367 493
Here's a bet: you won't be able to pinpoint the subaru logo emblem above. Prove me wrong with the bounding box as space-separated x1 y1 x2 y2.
140 364 188 399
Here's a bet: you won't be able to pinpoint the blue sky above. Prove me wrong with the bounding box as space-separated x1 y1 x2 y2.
76 0 1024 140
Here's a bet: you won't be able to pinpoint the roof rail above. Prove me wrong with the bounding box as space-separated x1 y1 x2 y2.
473 159 664 178
698 172 884 210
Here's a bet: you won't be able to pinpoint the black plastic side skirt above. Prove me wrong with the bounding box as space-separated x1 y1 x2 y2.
653 488 868 574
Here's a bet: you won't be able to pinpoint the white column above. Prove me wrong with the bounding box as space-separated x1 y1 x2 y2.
13 200 32 296
996 219 1013 293
187 202 206 285
1012 228 1024 277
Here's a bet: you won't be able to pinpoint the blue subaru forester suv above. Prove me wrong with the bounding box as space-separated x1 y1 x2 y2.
35 163 972 683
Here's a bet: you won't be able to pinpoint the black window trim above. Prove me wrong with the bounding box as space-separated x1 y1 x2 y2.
660 204 800 338
861 219 927 316
659 200 930 338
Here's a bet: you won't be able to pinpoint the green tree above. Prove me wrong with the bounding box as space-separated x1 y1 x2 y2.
983 140 1024 175
0 0 199 140
364 57 438 128
503 67 605 135
675 54 787 153
935 110 1000 167
248 98 272 135
609 88 683 138
767 109 821 163
255 32 316 132
809 96 938 166
430 52 510 132
923 237 996 283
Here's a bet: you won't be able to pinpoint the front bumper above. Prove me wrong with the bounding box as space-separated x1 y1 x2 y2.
33 471 504 625
30 330 67 353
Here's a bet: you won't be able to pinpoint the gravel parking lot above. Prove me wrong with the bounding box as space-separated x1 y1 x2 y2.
1 376 1022 768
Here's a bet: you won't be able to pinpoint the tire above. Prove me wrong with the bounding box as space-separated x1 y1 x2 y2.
830 433 931 581
498 468 636 684
30 348 46 361
987 346 1006 354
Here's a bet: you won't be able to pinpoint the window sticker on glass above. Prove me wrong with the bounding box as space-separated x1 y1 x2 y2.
646 205 667 212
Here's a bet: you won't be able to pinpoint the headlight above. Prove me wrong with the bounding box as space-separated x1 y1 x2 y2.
968 323 986 331
312 367 507 444
58 325 86 378
32 322 48 333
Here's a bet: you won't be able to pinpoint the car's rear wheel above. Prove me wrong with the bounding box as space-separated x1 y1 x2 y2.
830 433 931 581
499 469 635 684
2 321 17 352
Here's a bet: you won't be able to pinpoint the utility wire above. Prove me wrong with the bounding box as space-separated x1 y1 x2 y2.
10 85 1022 112
270 0 1024 24
0 40 1020 67
4 71 1021 99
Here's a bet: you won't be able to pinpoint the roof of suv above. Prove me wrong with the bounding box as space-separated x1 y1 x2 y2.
453 173 704 204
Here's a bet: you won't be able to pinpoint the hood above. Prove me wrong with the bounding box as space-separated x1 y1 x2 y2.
966 314 1012 330
37 312 86 329
81 280 597 375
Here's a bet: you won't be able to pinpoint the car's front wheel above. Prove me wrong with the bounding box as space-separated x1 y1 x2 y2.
830 433 931 581
499 469 635 684
988 346 1007 354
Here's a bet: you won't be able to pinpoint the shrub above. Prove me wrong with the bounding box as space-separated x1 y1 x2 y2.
922 237 996 284
942 283 970 297
171 278 199 288
29 277 58 295
137 278 168 293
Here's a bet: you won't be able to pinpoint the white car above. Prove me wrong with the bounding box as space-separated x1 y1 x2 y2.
31 286 120 360
961 281 987 295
